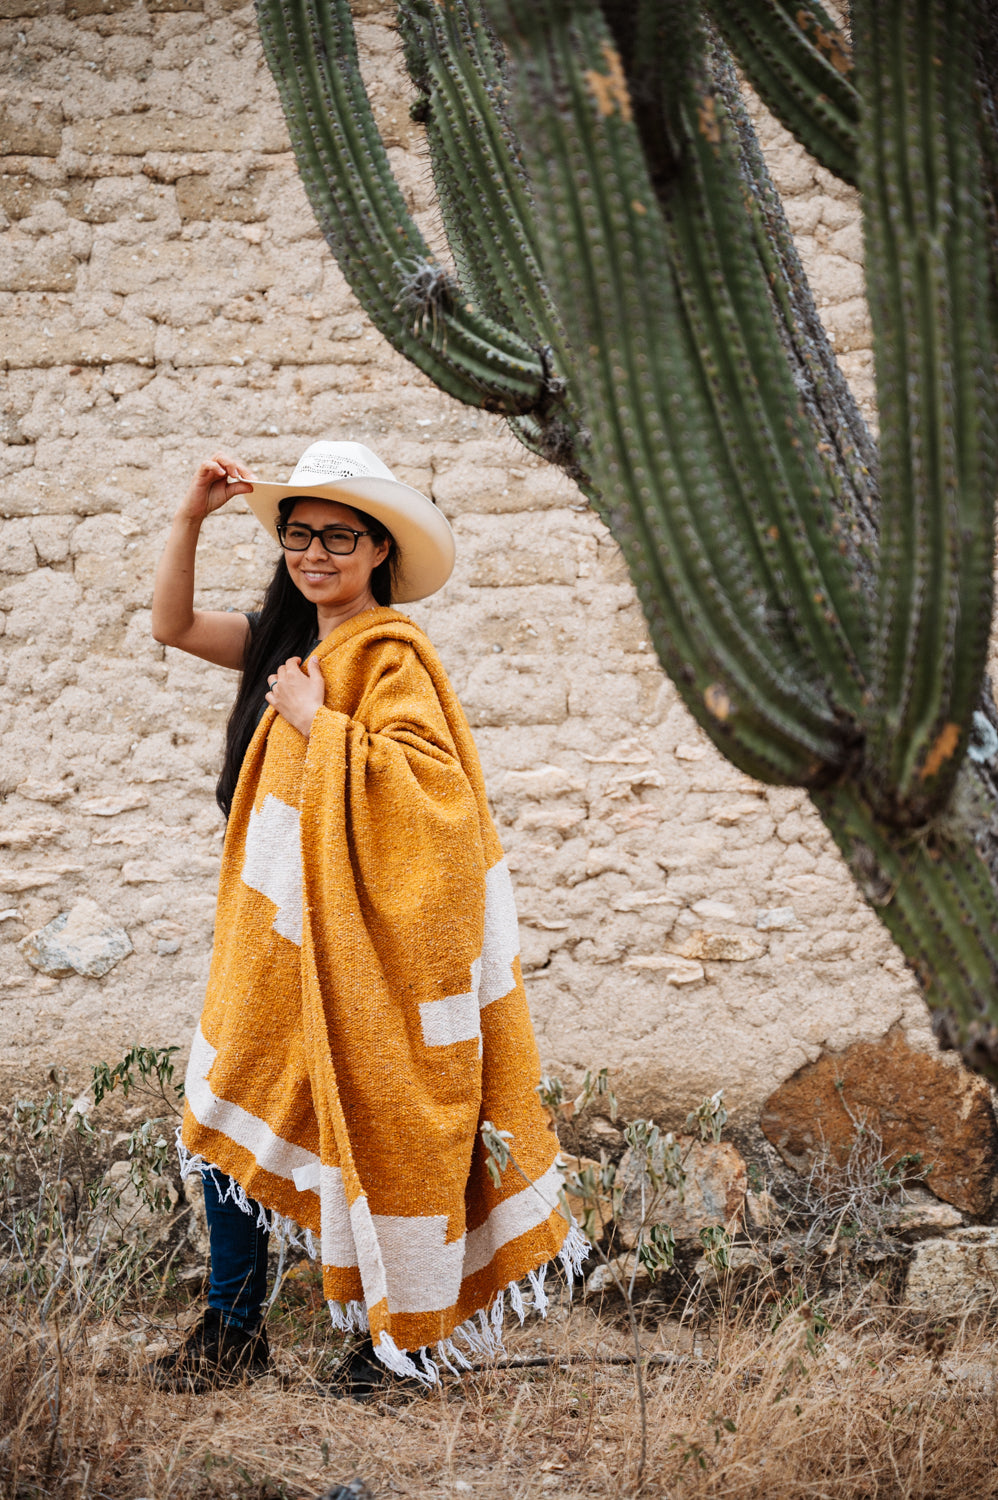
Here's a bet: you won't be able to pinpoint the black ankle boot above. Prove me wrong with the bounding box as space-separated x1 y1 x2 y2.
152 1308 270 1393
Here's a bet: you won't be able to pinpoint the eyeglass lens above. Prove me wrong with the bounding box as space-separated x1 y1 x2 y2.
279 524 363 554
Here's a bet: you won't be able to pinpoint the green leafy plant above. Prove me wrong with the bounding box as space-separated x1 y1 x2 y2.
699 1223 733 1275
0 1049 185 1318
92 1043 184 1110
256 0 998 1081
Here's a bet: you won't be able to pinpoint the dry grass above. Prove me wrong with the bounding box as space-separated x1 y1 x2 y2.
3 1268 998 1500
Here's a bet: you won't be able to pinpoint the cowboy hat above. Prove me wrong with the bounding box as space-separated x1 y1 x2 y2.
245 441 455 603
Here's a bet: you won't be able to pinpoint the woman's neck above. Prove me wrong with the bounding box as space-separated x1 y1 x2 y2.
316 593 380 639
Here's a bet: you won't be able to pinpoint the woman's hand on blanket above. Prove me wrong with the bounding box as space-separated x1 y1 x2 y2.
266 655 325 739
179 453 255 523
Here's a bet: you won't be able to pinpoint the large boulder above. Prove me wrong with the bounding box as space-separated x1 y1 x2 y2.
760 1031 998 1217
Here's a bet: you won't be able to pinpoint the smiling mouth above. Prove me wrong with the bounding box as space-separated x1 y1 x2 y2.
301 570 336 581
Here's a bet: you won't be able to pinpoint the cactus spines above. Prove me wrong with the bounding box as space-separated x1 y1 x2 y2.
257 0 998 1080
709 0 859 185
854 0 998 821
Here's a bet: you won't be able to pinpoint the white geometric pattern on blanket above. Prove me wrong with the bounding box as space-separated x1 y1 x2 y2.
319 1163 359 1268
185 1025 319 1182
418 857 520 1048
186 1026 566 1313
374 1211 467 1314
240 792 302 946
463 1157 563 1276
419 957 482 1046
478 857 521 1008
348 1161 563 1314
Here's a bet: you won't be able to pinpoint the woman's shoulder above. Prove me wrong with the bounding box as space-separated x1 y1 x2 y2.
333 610 449 687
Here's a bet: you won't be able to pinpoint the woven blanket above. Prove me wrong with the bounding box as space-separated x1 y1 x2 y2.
180 608 578 1376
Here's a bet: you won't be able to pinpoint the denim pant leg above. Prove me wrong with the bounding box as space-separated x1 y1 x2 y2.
202 1170 270 1330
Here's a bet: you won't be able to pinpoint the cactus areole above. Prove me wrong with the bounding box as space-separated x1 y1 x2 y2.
256 0 998 1082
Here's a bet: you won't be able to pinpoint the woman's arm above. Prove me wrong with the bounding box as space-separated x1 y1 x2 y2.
151 452 256 670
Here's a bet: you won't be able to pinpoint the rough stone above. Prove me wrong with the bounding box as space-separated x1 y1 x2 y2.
19 898 133 979
79 792 151 816
0 819 65 849
586 1253 653 1297
0 241 77 293
15 779 73 804
615 1137 747 1248
65 113 288 157
693 1244 767 1288
670 930 766 963
2 319 155 370
755 906 801 931
744 1189 781 1230
690 900 738 922
0 100 63 156
760 1031 998 1217
880 1187 964 1241
101 1158 179 1241
0 869 79 892
904 1229 998 1314
624 954 705 985
174 172 268 223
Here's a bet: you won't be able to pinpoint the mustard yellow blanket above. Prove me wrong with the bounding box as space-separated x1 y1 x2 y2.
180 608 579 1376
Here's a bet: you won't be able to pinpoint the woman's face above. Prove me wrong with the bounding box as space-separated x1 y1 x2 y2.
282 498 390 613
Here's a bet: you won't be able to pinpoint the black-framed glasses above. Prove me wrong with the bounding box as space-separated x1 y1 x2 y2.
276 520 372 555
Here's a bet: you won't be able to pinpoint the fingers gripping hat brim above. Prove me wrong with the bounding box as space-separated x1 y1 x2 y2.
245 477 456 604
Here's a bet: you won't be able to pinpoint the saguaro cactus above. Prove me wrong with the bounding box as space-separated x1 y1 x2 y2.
256 0 998 1080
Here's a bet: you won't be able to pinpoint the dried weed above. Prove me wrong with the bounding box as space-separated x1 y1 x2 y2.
3 1280 998 1499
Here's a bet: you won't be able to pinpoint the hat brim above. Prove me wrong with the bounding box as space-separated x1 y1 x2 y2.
244 477 455 604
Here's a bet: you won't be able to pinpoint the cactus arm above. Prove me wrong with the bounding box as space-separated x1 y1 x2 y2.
394 0 556 342
714 40 879 571
254 0 546 411
489 0 867 783
493 0 873 738
707 0 859 185
815 774 998 1083
655 22 872 701
856 0 998 817
603 1 874 688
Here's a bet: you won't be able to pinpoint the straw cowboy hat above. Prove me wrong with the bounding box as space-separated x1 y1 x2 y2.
245 441 455 604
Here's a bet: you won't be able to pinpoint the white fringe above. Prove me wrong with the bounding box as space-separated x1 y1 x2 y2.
328 1298 369 1335
375 1331 436 1386
559 1223 590 1295
527 1264 549 1318
178 1133 323 1248
360 1231 595 1386
176 1132 591 1387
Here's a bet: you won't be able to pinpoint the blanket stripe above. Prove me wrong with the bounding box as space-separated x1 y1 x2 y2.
181 608 576 1368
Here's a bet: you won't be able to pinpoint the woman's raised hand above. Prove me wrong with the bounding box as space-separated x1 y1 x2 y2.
266 656 326 740
151 451 258 669
179 453 256 522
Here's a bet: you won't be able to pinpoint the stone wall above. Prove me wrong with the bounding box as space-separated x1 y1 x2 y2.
0 0 956 1137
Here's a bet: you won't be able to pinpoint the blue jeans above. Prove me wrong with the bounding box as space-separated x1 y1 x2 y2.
202 1171 270 1330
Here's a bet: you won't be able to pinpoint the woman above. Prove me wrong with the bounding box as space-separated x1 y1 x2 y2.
150 442 581 1395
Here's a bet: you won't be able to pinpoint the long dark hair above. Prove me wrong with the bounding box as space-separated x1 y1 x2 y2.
215 498 398 817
